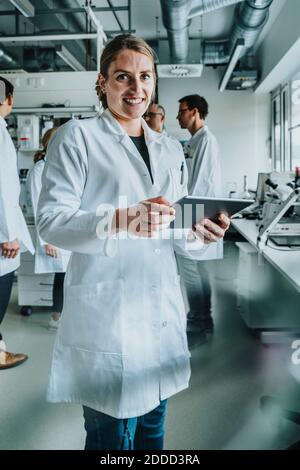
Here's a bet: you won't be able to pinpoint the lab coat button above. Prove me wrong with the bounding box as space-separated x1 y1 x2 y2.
151 285 157 292
162 321 167 328
154 248 161 255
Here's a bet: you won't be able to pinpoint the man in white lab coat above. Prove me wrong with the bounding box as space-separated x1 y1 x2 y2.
144 102 166 134
0 76 34 369
176 94 223 337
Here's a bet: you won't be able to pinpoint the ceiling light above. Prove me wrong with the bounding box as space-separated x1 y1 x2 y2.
55 46 85 72
157 64 203 78
219 39 245 92
9 0 35 17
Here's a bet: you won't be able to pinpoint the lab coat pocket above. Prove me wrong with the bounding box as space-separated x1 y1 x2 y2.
60 279 124 354
169 168 183 201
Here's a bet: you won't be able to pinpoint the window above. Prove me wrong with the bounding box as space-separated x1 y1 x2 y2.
271 71 300 174
271 83 290 171
290 75 300 170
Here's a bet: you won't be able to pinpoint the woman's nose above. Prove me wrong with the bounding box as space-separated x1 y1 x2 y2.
130 78 142 93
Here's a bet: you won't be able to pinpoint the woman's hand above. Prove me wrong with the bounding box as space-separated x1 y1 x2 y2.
1 239 20 258
193 213 230 244
113 196 176 237
45 244 59 257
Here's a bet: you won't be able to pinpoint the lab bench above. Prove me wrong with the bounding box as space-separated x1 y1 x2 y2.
231 219 300 337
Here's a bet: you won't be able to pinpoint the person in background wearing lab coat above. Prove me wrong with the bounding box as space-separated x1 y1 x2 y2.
0 76 34 370
144 102 166 134
37 35 230 450
176 94 223 338
26 127 71 329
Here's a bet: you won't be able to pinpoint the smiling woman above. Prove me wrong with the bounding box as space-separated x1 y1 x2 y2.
97 35 156 136
36 34 229 452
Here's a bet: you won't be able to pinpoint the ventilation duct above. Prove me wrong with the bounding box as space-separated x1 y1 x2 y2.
160 0 273 66
203 0 274 64
160 0 243 64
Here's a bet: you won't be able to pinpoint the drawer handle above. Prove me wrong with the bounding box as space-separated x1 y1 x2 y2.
39 283 53 286
39 298 52 302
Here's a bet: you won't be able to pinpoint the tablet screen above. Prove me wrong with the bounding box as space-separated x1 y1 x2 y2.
172 196 254 228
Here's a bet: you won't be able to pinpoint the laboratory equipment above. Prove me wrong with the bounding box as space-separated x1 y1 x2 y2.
17 115 40 150
257 188 300 251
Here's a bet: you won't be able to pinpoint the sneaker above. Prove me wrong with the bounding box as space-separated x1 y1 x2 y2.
48 316 61 329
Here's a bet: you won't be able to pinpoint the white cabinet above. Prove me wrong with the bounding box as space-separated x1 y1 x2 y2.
236 242 300 329
18 225 54 309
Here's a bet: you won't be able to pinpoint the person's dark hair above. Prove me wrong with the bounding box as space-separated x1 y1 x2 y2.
96 34 156 108
179 94 208 119
0 76 14 103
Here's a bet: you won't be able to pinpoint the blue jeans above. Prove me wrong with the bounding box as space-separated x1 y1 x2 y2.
0 271 14 341
83 400 167 450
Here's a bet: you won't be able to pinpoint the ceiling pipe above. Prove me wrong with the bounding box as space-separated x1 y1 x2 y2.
160 0 242 64
160 0 273 65
188 0 244 18
203 0 274 64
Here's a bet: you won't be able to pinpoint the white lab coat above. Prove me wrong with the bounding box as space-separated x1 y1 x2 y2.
185 125 222 197
0 116 34 276
37 109 207 419
183 125 223 260
26 159 70 274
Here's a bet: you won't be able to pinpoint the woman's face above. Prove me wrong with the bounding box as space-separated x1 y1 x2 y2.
99 49 155 123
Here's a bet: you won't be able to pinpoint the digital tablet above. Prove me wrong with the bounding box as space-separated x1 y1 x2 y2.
172 196 254 229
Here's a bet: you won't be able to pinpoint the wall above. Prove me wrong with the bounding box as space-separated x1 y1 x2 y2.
256 0 300 94
5 68 271 195
5 71 98 108
158 67 271 194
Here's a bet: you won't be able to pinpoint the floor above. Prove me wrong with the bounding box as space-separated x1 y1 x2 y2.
1 243 300 450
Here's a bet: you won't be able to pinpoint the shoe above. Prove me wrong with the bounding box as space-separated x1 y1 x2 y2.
48 316 61 329
0 350 28 370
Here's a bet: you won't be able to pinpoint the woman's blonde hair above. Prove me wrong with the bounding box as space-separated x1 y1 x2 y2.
96 34 156 108
34 127 58 163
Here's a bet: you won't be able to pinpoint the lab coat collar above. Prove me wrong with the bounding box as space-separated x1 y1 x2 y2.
101 108 165 145
0 116 7 128
100 108 164 188
190 124 208 143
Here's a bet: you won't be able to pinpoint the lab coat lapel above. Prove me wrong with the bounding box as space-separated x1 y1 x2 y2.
142 121 164 188
102 110 164 194
102 109 147 166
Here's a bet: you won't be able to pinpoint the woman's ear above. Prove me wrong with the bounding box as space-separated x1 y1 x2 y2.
98 74 106 94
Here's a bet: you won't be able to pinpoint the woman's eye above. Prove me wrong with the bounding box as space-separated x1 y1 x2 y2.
117 74 130 81
141 73 151 81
